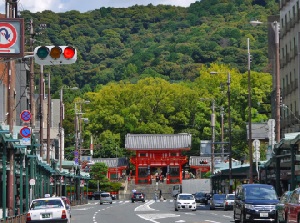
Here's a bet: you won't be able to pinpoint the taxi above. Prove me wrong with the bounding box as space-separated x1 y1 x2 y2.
26 196 71 223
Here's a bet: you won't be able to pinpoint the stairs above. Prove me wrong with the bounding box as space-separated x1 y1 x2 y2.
119 178 175 200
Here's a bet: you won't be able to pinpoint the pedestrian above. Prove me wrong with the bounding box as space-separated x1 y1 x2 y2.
154 190 157 202
159 190 162 199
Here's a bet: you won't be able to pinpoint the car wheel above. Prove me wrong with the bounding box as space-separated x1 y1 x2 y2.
192 209 196 211
142 200 145 202
100 203 103 205
234 211 240 223
175 208 178 211
224 207 227 211
210 206 215 210
240 212 246 223
132 200 134 203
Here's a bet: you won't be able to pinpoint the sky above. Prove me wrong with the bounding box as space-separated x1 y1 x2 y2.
0 0 199 13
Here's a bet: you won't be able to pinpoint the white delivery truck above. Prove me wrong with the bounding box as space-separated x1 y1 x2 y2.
172 179 210 197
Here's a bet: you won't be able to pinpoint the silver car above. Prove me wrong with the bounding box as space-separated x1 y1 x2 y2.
210 194 226 210
100 192 113 205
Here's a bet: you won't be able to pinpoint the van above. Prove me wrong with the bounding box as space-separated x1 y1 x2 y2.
233 184 279 222
172 185 182 197
100 192 113 205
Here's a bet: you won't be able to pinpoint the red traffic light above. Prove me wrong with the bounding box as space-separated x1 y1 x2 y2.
63 46 76 59
34 45 77 65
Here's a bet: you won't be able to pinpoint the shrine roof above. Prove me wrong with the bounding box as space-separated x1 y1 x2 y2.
92 157 128 168
125 133 192 150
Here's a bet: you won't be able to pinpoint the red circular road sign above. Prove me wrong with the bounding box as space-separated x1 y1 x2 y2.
20 126 31 138
20 110 31 122
0 22 17 48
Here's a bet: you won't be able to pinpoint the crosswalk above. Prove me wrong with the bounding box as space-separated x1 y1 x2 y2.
89 199 177 205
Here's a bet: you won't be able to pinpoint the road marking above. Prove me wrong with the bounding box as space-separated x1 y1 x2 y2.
175 220 185 222
135 200 156 211
205 220 221 223
137 213 180 223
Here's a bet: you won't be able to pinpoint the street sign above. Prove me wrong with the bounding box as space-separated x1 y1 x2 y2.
21 137 31 145
29 179 35 185
0 18 24 58
20 126 31 138
20 110 31 122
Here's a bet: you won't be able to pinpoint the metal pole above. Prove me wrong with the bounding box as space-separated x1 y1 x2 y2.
247 38 253 184
274 21 281 143
40 65 44 157
220 107 224 162
211 100 215 194
59 88 63 196
227 72 232 193
29 18 36 128
47 73 51 164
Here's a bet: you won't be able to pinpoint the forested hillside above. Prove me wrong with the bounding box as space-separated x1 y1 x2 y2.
21 0 278 92
20 0 278 161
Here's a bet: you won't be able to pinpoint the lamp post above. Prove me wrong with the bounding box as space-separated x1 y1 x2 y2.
250 20 281 143
247 38 253 184
210 71 232 193
250 20 280 185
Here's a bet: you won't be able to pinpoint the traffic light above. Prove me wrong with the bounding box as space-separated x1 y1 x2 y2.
34 45 77 65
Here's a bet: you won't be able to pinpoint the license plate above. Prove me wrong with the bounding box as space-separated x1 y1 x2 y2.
260 213 268 217
42 214 50 218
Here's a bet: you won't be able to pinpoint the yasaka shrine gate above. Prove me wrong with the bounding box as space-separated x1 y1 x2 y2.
125 133 194 184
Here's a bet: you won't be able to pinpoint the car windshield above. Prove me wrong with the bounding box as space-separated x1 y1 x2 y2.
178 195 194 200
101 193 110 197
226 194 235 200
30 199 63 210
195 193 205 197
245 187 278 200
213 194 226 200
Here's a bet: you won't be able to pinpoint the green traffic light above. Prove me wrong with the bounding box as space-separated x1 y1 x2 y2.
36 46 49 59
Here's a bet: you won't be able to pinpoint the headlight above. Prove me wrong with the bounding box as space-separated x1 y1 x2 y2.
245 204 255 210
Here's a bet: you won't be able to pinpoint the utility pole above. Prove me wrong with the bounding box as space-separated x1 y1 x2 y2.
39 65 44 157
46 73 51 164
29 18 36 128
227 72 233 193
247 38 253 184
220 107 224 162
6 0 17 216
274 21 281 143
211 100 215 194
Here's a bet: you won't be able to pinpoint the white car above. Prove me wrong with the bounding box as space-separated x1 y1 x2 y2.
26 197 71 223
223 193 235 211
174 193 197 211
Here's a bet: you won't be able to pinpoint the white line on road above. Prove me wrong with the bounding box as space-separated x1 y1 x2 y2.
135 200 156 211
137 213 180 223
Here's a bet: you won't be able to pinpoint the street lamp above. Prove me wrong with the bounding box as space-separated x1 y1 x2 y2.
250 20 280 185
250 20 281 143
210 71 232 193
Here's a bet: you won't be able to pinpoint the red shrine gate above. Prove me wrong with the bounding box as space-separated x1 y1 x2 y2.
125 133 192 184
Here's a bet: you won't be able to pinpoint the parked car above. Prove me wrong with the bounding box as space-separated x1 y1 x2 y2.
224 193 235 211
131 192 146 203
100 192 113 205
276 191 292 223
174 193 197 211
233 184 279 222
285 188 300 223
26 197 71 223
210 194 226 210
194 192 208 205
90 191 104 200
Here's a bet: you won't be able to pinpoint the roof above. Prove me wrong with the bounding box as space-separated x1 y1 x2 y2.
92 157 128 167
125 133 192 150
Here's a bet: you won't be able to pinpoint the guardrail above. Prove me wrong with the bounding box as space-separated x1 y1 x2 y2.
0 214 26 223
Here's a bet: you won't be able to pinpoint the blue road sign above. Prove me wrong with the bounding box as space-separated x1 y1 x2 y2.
20 110 31 122
20 126 31 138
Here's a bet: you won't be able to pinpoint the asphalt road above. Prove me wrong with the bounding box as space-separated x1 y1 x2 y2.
70 199 234 223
